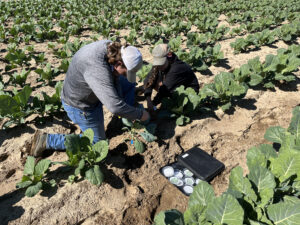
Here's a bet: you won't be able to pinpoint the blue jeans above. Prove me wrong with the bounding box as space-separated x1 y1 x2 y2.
46 76 136 150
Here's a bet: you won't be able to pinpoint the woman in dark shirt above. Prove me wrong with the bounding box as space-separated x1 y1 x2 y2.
144 44 199 114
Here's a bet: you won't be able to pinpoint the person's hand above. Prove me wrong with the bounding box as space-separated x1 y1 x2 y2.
140 110 150 123
146 97 157 117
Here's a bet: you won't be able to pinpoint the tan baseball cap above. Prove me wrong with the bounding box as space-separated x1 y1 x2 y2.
152 44 170 66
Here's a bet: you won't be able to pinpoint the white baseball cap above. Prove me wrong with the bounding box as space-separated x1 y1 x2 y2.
121 46 143 83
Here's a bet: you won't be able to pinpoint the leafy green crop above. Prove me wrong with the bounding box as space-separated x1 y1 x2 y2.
155 106 300 225
175 44 224 71
0 85 33 128
33 81 63 116
232 45 300 89
10 69 31 86
122 121 157 153
35 63 60 85
4 46 32 71
61 129 109 186
16 156 56 197
200 72 248 111
162 86 202 126
247 51 300 88
136 64 152 82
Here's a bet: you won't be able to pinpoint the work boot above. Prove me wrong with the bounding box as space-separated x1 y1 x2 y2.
29 130 47 157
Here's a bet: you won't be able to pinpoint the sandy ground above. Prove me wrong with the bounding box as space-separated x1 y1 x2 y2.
0 28 299 224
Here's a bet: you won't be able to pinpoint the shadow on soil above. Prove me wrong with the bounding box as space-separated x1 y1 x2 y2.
225 98 258 115
105 143 145 170
0 113 76 148
0 125 35 147
214 58 231 70
0 190 25 225
243 76 299 93
106 115 124 139
155 107 220 140
278 76 300 92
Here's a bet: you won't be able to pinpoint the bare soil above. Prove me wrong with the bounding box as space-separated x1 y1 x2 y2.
0 32 299 225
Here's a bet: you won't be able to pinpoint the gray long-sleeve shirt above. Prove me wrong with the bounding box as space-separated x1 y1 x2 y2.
61 40 143 120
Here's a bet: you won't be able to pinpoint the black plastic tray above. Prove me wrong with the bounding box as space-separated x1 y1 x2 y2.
177 147 225 182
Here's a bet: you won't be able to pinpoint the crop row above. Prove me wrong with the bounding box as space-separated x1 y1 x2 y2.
161 45 300 126
1 0 299 46
231 20 300 54
1 44 299 129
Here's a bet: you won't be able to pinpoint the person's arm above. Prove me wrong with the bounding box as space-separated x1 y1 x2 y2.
152 70 176 105
84 66 144 121
143 69 156 112
152 84 171 105
143 70 153 98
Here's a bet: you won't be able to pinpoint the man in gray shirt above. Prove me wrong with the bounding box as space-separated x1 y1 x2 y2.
30 40 150 157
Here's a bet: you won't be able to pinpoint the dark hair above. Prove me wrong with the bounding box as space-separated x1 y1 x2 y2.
106 42 128 65
145 66 159 89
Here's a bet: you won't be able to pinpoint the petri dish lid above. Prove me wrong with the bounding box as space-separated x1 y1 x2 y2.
169 176 179 185
176 179 184 187
174 170 184 179
162 166 174 177
183 185 193 195
183 169 194 177
184 177 195 186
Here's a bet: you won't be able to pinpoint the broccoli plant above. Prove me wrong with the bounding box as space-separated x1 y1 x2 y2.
161 86 202 126
122 121 157 153
168 36 182 52
124 29 138 45
200 72 248 111
10 69 31 86
60 129 109 186
0 85 33 129
32 81 63 116
247 51 300 89
32 52 46 65
232 45 300 89
16 156 56 197
136 64 152 82
176 47 208 72
4 46 32 71
175 45 224 71
35 63 60 85
58 58 71 73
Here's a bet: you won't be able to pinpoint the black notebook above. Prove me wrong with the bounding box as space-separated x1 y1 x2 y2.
177 147 225 181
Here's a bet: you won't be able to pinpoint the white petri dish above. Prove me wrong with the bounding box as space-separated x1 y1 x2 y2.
169 176 178 185
184 177 195 186
195 178 201 185
183 185 194 195
162 166 174 177
183 169 194 177
176 179 184 187
174 170 184 179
